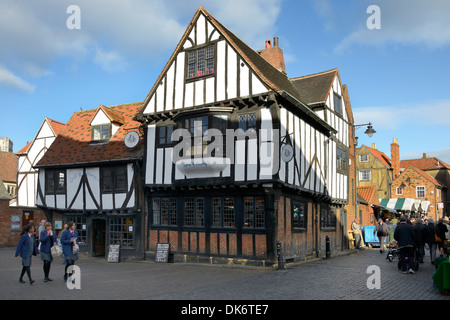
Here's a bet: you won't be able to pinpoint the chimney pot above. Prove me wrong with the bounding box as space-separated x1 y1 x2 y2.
423 153 427 158
372 143 377 150
273 37 279 47
265 39 272 49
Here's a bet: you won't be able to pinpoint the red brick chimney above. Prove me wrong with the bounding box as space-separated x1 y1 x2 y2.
391 138 400 179
258 37 286 74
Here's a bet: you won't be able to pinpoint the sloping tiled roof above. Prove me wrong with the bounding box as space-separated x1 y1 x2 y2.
46 118 66 136
291 69 338 105
16 118 66 155
0 152 17 183
400 157 450 171
358 145 392 168
36 102 144 167
404 166 446 189
357 186 380 205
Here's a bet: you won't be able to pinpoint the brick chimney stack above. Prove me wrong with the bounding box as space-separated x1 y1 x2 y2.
391 138 400 179
258 37 286 74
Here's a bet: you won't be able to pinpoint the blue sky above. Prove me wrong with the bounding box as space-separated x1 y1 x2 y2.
1 0 449 164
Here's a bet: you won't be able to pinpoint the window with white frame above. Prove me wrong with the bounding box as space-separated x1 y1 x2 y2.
359 169 371 181
396 187 403 195
359 154 369 162
416 186 426 198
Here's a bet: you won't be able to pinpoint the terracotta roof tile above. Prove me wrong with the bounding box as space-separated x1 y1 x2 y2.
357 186 380 205
400 157 450 170
36 102 144 167
358 145 392 168
0 151 18 183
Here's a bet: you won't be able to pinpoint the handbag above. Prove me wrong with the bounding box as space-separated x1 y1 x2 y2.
435 231 442 243
51 245 62 257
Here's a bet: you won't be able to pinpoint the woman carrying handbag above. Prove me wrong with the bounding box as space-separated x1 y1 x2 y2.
39 222 57 282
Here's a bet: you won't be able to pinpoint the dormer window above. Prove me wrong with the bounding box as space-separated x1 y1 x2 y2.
186 45 215 79
92 124 111 141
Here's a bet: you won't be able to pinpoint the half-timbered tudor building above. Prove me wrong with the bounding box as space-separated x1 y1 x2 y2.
35 103 145 260
135 7 354 266
11 118 66 228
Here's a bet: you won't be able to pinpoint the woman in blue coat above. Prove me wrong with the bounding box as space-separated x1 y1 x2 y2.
15 224 37 284
60 221 79 281
39 222 57 282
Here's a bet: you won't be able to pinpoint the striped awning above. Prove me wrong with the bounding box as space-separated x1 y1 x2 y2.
379 198 427 212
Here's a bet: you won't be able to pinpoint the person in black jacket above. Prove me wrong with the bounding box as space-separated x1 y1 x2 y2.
424 218 437 264
394 215 416 274
413 218 426 263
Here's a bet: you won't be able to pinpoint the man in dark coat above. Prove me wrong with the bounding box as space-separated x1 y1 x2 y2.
413 218 426 263
394 215 416 274
424 218 437 264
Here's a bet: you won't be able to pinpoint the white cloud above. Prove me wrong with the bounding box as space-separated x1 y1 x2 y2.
353 99 450 129
0 0 284 86
93 47 127 73
0 65 35 92
334 0 450 53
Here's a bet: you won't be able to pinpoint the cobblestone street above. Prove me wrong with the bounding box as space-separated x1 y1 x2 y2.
1 246 448 302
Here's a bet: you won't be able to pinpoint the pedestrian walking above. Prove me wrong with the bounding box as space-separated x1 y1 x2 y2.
436 218 448 258
61 221 79 281
413 218 426 263
15 224 37 284
394 215 416 274
374 219 389 253
424 218 437 264
351 219 362 249
39 222 57 282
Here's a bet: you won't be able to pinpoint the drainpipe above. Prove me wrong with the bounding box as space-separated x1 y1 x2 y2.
315 202 319 258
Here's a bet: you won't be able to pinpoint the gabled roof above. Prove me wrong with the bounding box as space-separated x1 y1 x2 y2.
400 157 450 171
36 102 144 167
90 105 125 126
16 118 66 155
136 6 306 116
0 151 17 183
400 166 446 189
290 68 338 105
357 145 392 168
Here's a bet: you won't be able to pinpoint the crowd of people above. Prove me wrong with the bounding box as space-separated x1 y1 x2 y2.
14 219 79 284
352 215 450 274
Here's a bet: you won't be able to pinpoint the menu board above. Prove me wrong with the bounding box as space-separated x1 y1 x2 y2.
155 243 170 263
108 244 120 263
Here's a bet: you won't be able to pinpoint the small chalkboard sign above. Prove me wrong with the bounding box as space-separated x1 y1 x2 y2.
155 243 170 263
108 244 120 263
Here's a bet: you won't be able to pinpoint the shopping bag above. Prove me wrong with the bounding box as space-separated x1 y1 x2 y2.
51 245 62 257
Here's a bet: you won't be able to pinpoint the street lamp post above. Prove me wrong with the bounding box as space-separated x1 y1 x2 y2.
352 122 376 220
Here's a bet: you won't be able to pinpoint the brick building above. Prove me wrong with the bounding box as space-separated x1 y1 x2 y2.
389 166 446 220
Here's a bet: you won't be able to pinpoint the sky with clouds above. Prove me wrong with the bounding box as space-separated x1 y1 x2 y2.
1 0 449 164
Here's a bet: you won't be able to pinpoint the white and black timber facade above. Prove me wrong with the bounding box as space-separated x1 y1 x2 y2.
134 7 353 267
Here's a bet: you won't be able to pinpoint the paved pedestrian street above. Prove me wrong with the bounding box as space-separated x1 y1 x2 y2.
1 246 448 303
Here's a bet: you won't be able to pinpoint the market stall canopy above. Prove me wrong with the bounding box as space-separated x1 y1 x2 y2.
379 198 430 213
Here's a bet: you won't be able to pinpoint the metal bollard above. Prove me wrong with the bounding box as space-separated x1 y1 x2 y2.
326 236 331 259
277 241 284 269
